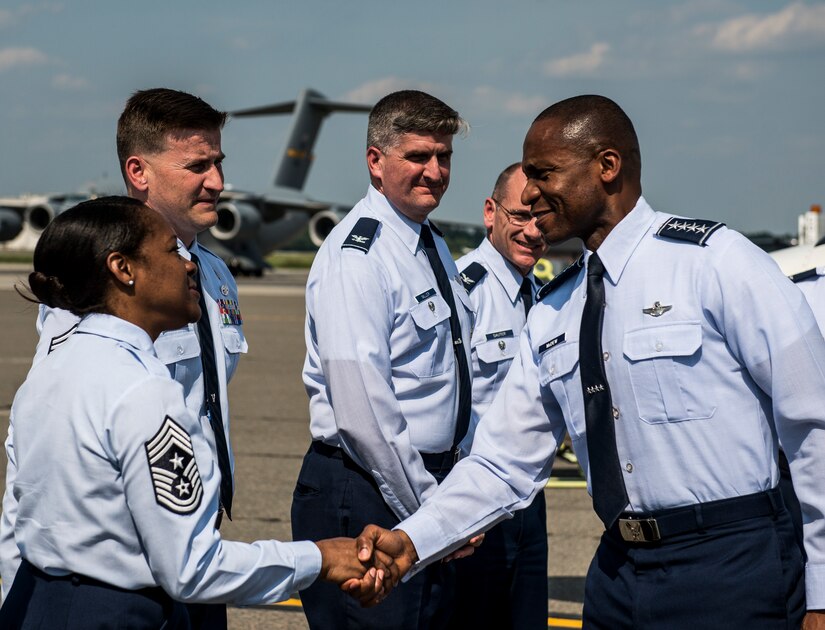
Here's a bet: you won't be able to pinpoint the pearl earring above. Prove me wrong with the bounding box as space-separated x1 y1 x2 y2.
128 280 135 286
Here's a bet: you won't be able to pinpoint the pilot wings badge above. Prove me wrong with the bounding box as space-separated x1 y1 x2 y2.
145 416 203 515
642 301 672 317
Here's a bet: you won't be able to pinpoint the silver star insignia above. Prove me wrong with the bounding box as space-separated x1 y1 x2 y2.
642 301 673 317
170 452 185 470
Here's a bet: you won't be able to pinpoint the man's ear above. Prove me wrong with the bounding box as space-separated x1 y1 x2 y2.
124 156 149 193
482 197 496 231
598 148 621 185
366 146 385 191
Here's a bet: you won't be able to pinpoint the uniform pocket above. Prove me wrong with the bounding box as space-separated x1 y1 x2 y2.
538 341 585 437
406 295 452 377
623 322 715 423
472 335 519 403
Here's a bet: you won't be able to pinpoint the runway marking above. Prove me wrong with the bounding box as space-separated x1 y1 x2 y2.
246 598 584 627
546 477 587 489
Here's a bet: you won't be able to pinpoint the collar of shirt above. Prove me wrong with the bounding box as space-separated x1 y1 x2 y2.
590 195 656 284
76 312 157 355
179 238 194 261
478 237 534 305
364 185 432 256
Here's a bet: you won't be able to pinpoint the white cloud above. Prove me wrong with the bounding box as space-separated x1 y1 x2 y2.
342 77 441 105
544 42 610 78
51 73 88 90
471 86 545 116
700 2 825 52
0 46 48 72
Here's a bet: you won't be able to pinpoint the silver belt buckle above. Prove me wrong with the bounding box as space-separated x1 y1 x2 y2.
619 517 661 542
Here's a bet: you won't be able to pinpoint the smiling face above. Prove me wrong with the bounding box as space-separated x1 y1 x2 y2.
366 131 453 222
134 127 225 246
130 212 201 339
484 169 547 276
521 118 608 250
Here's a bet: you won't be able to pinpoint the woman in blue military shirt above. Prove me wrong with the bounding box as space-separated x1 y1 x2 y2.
0 197 391 629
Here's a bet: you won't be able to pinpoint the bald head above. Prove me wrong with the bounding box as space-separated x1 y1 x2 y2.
534 95 641 182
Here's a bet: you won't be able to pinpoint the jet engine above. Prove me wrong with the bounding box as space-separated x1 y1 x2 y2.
24 201 58 233
308 208 348 247
0 209 23 241
210 201 262 241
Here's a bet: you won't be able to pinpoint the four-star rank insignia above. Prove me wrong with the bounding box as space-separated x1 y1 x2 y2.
145 416 203 515
656 217 725 246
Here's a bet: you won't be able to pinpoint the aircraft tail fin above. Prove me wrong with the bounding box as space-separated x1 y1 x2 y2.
230 88 371 191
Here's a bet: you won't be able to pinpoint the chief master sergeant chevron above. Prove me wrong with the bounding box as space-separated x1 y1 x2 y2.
369 94 825 629
292 90 473 629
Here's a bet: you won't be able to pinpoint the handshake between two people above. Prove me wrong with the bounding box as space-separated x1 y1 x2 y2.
315 525 484 607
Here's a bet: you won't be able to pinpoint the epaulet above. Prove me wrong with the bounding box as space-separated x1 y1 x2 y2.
536 255 584 301
342 217 380 253
656 217 725 246
458 262 488 292
428 220 444 237
790 268 819 283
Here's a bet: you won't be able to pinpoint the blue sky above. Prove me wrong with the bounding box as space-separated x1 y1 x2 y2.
1 0 823 235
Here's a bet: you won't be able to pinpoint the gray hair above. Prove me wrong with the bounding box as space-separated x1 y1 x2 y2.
367 90 467 151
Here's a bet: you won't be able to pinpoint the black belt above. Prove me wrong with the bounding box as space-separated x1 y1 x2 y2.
23 560 168 599
311 441 456 475
615 488 784 543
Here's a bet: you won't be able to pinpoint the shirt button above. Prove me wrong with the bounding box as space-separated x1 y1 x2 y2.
177 345 184 355
550 366 556 376
655 341 663 352
625 462 633 473
603 351 610 361
612 406 620 419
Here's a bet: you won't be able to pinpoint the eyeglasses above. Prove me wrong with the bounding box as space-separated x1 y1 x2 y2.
491 198 549 226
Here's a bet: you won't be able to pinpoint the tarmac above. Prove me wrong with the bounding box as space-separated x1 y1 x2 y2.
0 265 602 629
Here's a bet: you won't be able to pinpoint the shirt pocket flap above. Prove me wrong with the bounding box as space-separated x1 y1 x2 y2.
409 294 451 330
220 326 248 354
538 341 579 385
475 337 519 364
155 329 200 364
623 322 702 361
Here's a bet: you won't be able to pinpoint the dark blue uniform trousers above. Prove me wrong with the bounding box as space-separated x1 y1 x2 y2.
449 491 548 629
0 559 190 629
292 442 456 630
582 495 805 629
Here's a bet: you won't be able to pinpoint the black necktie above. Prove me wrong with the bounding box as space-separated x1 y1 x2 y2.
419 224 472 451
519 277 534 317
579 253 628 528
190 252 234 520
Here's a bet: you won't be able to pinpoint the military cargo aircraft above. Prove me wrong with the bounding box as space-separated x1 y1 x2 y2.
0 89 372 275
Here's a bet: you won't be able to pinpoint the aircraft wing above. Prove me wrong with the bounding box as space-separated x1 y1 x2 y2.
769 243 825 276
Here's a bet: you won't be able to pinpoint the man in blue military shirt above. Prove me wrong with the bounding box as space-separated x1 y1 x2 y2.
292 90 473 629
451 163 549 629
366 95 825 629
1 89 246 629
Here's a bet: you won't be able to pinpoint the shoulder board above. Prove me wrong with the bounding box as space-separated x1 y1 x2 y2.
656 217 725 246
536 255 584 301
342 217 380 253
458 262 488 292
790 268 819 283
427 220 444 237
